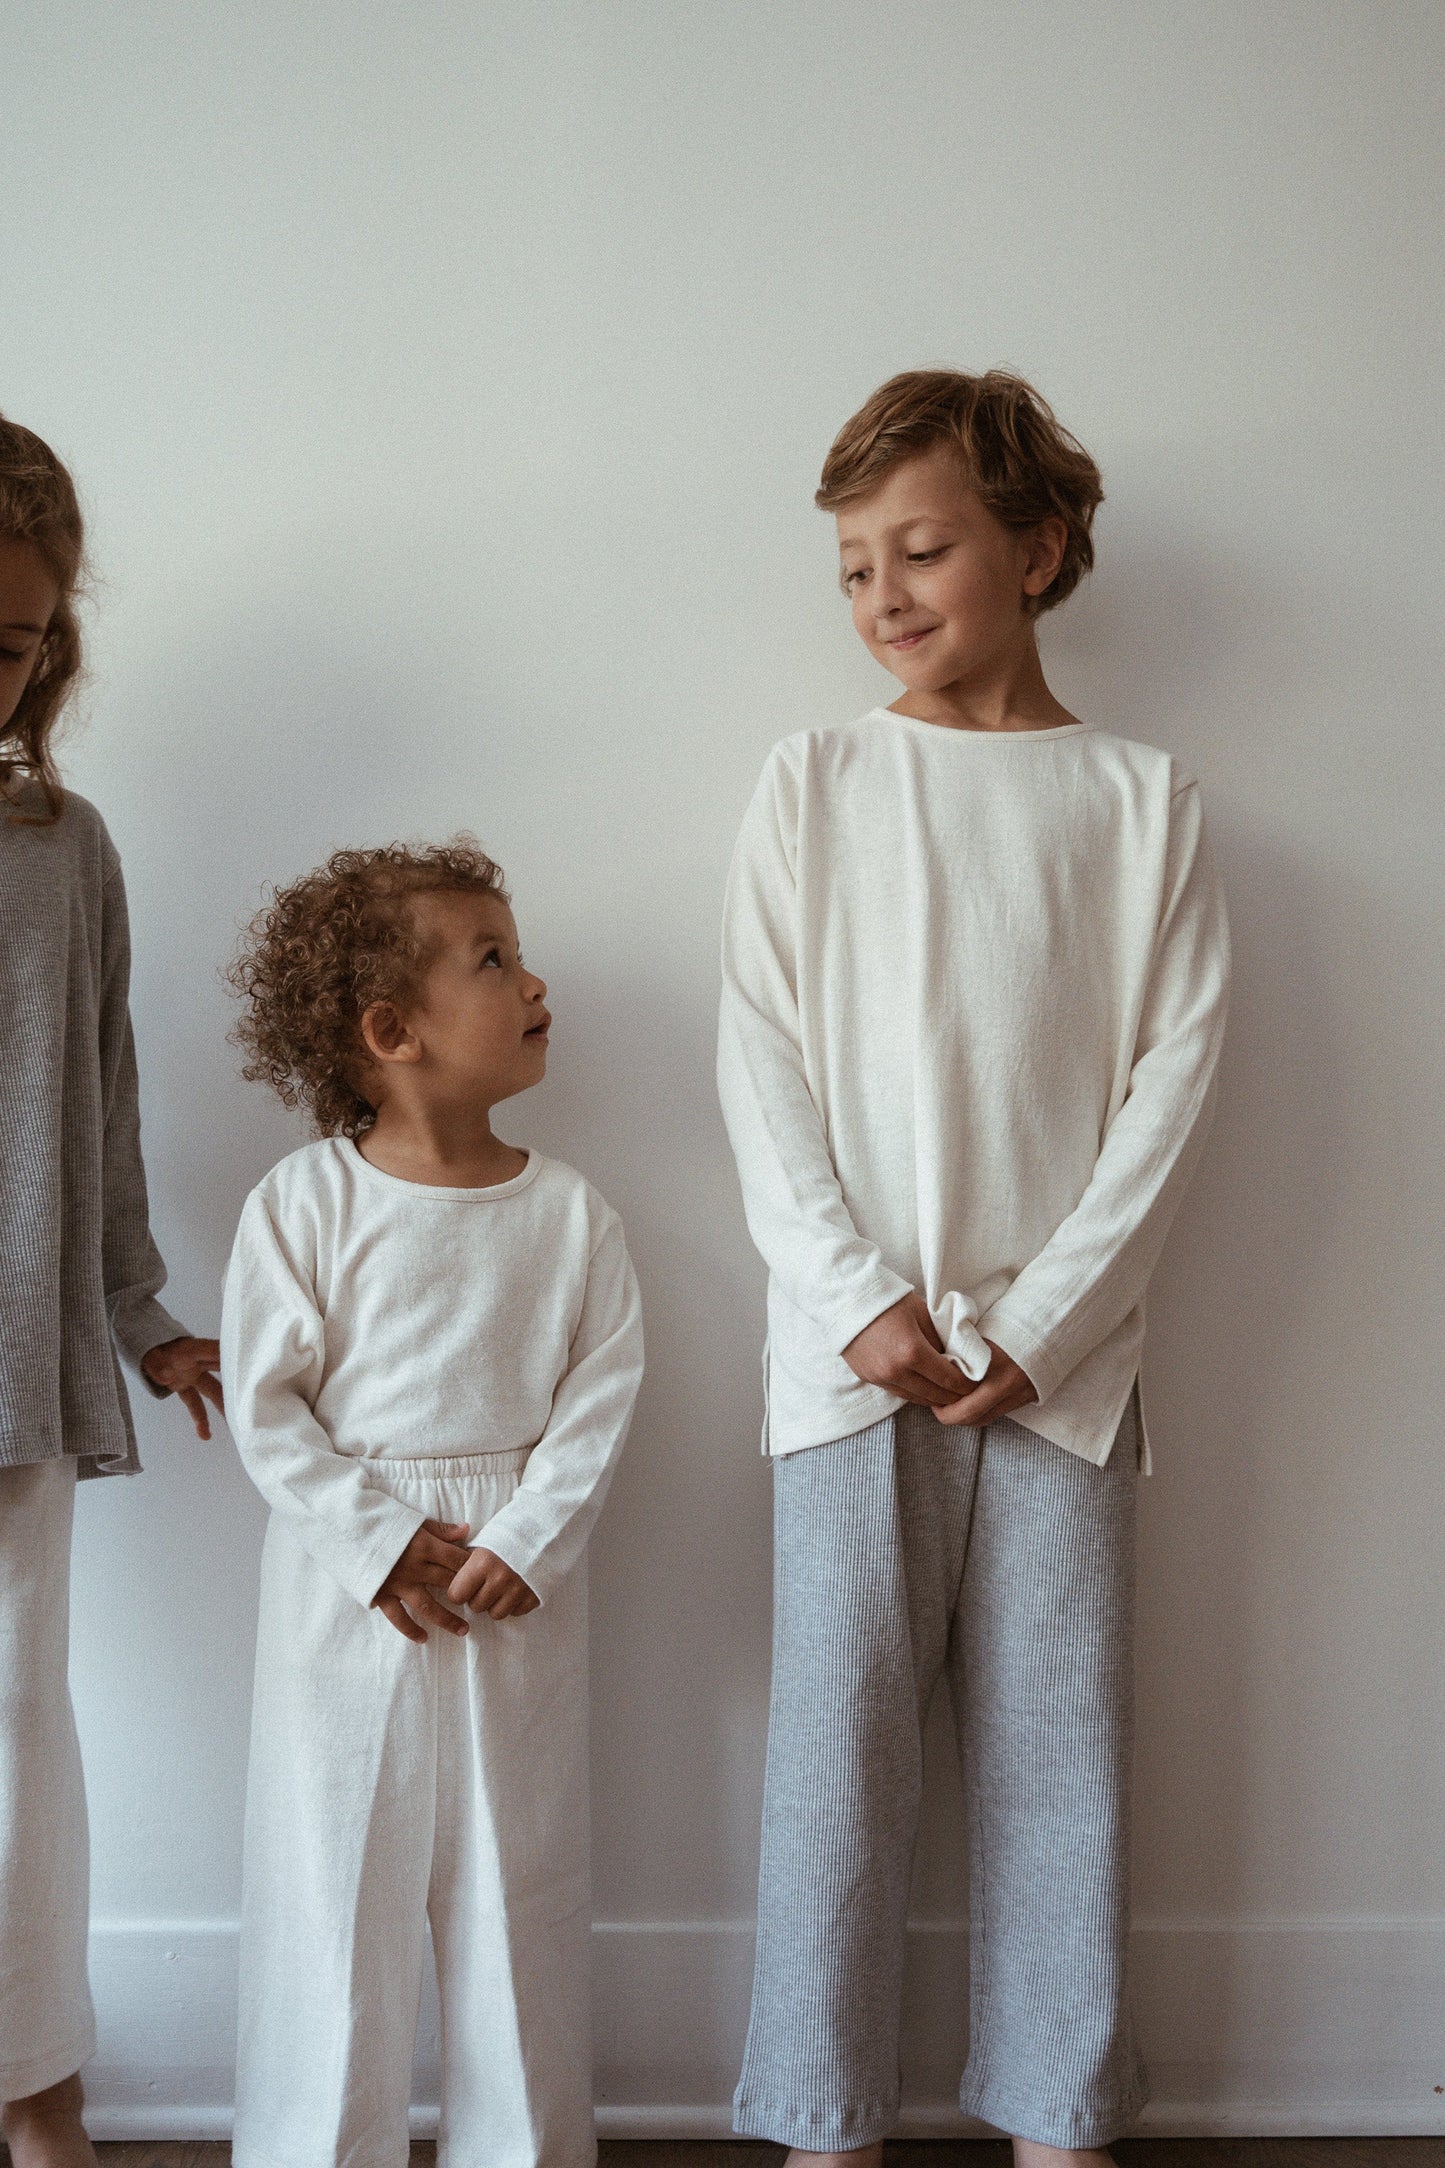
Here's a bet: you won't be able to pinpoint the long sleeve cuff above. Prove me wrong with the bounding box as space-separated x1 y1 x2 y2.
823 1266 916 1358
975 1301 1062 1404
111 1298 191 1397
320 1495 428 1611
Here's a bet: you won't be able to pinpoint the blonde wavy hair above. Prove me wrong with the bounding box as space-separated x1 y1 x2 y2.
817 369 1104 615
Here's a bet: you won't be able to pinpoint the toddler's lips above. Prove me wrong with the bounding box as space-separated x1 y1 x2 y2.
525 1012 552 1039
888 626 936 651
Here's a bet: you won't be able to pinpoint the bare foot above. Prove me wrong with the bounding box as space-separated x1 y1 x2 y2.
785 2149 884 2168
2 2073 98 2168
1012 2145 1115 2168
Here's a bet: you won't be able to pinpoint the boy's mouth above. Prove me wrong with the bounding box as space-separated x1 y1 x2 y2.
525 1011 552 1040
887 625 936 652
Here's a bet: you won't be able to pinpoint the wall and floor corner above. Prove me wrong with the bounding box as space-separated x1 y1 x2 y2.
4 0 1442 2141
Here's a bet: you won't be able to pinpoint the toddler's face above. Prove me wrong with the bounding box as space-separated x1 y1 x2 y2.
397 890 551 1110
0 537 60 735
835 445 1059 695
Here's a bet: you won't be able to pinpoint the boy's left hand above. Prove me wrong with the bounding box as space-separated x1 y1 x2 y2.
141 1336 224 1439
933 1341 1038 1428
448 1548 539 1620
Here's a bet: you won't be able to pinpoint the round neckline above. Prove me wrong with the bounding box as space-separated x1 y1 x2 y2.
339 1137 542 1201
871 706 1091 743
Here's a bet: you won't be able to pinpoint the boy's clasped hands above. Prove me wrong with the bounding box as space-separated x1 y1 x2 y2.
843 1290 1038 1427
371 1519 539 1642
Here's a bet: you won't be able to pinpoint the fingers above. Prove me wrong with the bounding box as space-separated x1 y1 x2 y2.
412 1529 473 1574
402 1587 469 1638
177 1385 211 1441
375 1595 427 1644
196 1371 225 1413
933 1380 1034 1428
421 1518 471 1544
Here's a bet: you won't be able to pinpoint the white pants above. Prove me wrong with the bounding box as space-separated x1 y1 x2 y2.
234 1449 595 2168
0 1460 95 2101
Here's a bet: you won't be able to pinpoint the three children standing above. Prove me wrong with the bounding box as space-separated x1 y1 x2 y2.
1 371 1227 2168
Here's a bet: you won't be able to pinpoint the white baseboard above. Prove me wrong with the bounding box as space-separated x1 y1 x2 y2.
80 1918 1445 2141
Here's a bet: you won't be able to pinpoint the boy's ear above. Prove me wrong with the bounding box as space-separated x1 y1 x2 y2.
360 1000 422 1066
1021 514 1068 600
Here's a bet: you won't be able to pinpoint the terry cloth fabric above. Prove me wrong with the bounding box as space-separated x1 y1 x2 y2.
221 1139 644 1609
0 1459 95 2097
233 1450 596 2168
0 787 185 1476
718 712 1230 1465
734 1401 1146 2150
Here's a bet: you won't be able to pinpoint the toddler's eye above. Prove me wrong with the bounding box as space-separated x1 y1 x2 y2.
0 646 25 664
908 548 946 564
841 568 867 590
480 948 503 969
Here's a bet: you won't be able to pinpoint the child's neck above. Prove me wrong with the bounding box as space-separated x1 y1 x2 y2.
889 628 1079 734
357 1097 528 1190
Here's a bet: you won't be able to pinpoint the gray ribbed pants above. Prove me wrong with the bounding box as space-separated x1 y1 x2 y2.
734 1402 1147 2151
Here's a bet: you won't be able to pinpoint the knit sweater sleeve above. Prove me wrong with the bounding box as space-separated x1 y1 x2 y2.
980 780 1231 1402
98 858 187 1383
221 1184 425 1607
716 747 915 1354
472 1204 643 1606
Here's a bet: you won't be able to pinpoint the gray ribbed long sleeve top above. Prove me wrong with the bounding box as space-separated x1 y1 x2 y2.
1 784 185 1477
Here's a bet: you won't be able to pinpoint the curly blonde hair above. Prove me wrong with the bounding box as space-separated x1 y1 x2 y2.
229 839 509 1137
816 369 1103 614
0 413 88 821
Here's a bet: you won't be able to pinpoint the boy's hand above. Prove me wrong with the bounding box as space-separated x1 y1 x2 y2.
141 1336 224 1439
373 1520 473 1643
448 1548 540 1620
842 1292 973 1407
933 1341 1039 1427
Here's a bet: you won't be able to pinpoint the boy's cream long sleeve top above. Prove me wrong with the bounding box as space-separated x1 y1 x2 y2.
717 711 1230 1465
221 1142 643 1608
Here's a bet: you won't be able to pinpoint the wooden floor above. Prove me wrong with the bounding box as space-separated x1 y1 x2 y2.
78 2142 1445 2168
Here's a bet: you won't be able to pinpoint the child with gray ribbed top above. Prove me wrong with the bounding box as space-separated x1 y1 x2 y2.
718 371 1229 2168
0 417 221 2168
222 840 643 2168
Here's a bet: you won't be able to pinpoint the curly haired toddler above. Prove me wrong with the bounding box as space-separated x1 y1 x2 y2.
222 841 643 2168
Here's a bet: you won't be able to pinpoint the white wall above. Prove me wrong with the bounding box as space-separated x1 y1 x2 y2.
5 0 1443 2136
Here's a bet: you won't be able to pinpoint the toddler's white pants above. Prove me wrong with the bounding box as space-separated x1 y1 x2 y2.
233 1448 594 2168
0 1459 95 2102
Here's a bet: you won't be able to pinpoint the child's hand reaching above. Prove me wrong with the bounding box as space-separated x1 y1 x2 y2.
448 1548 539 1620
373 1520 474 1642
141 1335 224 1439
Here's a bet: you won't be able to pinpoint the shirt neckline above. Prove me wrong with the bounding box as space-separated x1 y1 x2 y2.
339 1137 542 1201
869 706 1092 743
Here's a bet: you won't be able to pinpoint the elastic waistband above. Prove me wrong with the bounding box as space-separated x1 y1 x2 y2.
372 1447 532 1479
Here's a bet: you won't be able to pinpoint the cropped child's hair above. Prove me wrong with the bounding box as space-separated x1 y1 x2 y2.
229 838 509 1138
0 413 88 820
817 369 1103 614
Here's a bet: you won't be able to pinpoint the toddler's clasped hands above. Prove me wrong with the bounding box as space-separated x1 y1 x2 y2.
371 1518 539 1642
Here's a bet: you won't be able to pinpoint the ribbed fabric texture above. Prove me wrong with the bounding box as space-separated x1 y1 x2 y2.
735 1402 1147 2150
0 788 183 1476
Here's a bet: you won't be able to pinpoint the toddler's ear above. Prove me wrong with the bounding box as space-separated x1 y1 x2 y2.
359 999 421 1065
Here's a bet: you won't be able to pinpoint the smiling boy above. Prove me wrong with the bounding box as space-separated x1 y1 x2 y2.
718 372 1229 2167
222 841 643 2168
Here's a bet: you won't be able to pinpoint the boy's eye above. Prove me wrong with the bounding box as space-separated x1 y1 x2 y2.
480 947 503 969
908 548 946 564
842 568 867 590
0 646 25 664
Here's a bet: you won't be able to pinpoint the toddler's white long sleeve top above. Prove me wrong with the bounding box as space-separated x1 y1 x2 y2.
717 711 1230 1465
221 1142 643 1608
